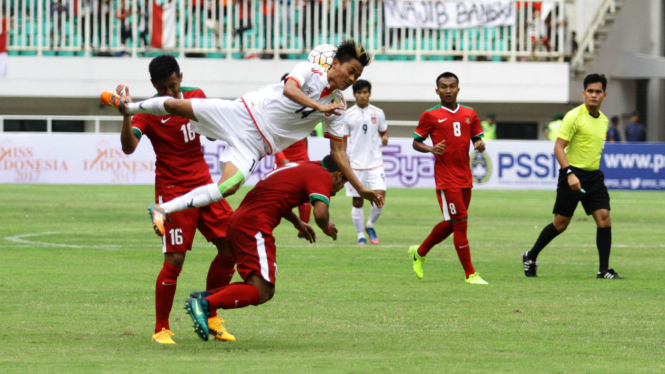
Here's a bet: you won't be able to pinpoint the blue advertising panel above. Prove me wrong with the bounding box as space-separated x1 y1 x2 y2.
601 143 665 190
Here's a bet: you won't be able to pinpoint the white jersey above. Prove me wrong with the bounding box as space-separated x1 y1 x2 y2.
241 62 346 155
343 104 387 169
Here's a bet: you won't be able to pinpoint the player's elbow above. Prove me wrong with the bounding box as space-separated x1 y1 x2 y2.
121 144 137 155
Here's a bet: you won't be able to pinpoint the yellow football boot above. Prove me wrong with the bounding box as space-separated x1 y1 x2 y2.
152 328 176 345
208 316 236 342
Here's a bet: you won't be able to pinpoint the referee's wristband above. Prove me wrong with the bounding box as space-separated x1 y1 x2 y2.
562 166 574 175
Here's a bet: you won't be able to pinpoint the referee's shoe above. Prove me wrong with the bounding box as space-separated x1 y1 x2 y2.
597 269 624 279
522 252 537 277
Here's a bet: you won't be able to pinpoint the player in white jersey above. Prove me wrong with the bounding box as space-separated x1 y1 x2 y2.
101 40 382 237
342 80 388 245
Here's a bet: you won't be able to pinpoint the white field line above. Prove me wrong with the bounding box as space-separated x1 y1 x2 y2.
3 230 664 250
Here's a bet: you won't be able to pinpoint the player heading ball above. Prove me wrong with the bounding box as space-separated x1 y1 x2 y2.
101 40 381 238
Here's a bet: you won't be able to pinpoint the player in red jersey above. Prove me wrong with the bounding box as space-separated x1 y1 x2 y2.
183 155 346 341
274 138 312 238
272 73 312 236
407 72 489 285
118 55 236 344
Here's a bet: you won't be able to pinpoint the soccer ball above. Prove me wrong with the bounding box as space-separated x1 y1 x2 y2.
307 44 338 71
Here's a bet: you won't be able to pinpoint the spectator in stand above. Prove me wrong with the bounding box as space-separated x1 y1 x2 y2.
606 116 621 142
480 112 497 140
0 16 12 76
570 31 578 56
625 111 646 142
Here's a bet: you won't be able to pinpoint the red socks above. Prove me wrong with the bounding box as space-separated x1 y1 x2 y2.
453 220 475 278
418 221 453 257
205 282 261 310
155 262 182 333
206 253 236 318
298 203 311 223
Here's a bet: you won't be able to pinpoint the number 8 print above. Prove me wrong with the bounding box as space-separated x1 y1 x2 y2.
453 122 461 137
449 203 457 215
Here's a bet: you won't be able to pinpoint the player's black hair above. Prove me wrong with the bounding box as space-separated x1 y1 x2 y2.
321 156 347 181
280 73 289 82
352 80 372 93
436 72 459 86
149 55 181 82
334 40 372 67
583 73 607 91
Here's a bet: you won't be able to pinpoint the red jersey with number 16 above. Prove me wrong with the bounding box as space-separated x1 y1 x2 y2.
230 161 332 235
414 104 484 190
131 87 210 194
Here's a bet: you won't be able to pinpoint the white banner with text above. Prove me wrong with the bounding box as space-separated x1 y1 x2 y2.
2 134 662 190
383 0 515 30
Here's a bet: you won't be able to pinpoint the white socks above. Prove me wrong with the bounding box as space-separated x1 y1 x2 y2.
160 183 223 214
126 97 170 116
351 207 365 236
367 205 384 228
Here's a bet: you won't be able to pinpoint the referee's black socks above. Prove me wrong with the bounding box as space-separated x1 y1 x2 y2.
597 227 612 272
527 223 562 261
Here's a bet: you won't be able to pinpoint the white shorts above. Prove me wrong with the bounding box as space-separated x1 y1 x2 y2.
346 166 387 197
190 98 270 182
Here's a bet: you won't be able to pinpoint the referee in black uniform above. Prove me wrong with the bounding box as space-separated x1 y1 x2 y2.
522 74 623 279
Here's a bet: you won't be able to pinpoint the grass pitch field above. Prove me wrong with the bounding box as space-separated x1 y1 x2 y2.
0 185 663 373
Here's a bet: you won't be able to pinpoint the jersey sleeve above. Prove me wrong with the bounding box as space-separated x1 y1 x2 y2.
470 112 484 138
341 115 350 137
131 114 150 140
286 61 317 89
557 112 577 141
324 111 346 142
413 112 432 141
378 110 388 133
306 168 333 206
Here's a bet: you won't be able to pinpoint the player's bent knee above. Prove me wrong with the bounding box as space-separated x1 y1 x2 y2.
352 198 364 208
163 99 177 113
246 275 274 305
221 183 240 197
165 252 185 267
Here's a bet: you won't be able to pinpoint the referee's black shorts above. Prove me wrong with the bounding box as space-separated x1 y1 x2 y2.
553 166 611 217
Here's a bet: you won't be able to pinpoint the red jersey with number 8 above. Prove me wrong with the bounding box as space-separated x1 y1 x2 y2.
414 104 484 190
132 87 211 194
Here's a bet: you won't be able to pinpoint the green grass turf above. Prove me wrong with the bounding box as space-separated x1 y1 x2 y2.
0 185 663 373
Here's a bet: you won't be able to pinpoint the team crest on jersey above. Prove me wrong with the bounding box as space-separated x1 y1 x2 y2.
465 117 471 124
371 114 377 124
470 151 491 184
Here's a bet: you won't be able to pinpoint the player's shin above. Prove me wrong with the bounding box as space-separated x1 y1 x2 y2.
205 283 261 310
160 183 223 214
351 207 365 237
418 221 453 257
367 204 384 228
452 220 475 278
126 97 170 116
155 262 182 333
597 227 611 272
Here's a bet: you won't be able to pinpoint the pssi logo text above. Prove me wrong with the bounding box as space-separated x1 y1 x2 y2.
498 153 558 178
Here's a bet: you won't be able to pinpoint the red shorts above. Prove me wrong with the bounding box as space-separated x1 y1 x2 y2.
157 189 233 253
227 227 277 285
436 188 472 221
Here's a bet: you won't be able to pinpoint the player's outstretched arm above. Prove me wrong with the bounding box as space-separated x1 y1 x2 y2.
284 210 316 243
312 201 337 240
283 80 345 115
118 85 139 154
330 140 383 208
